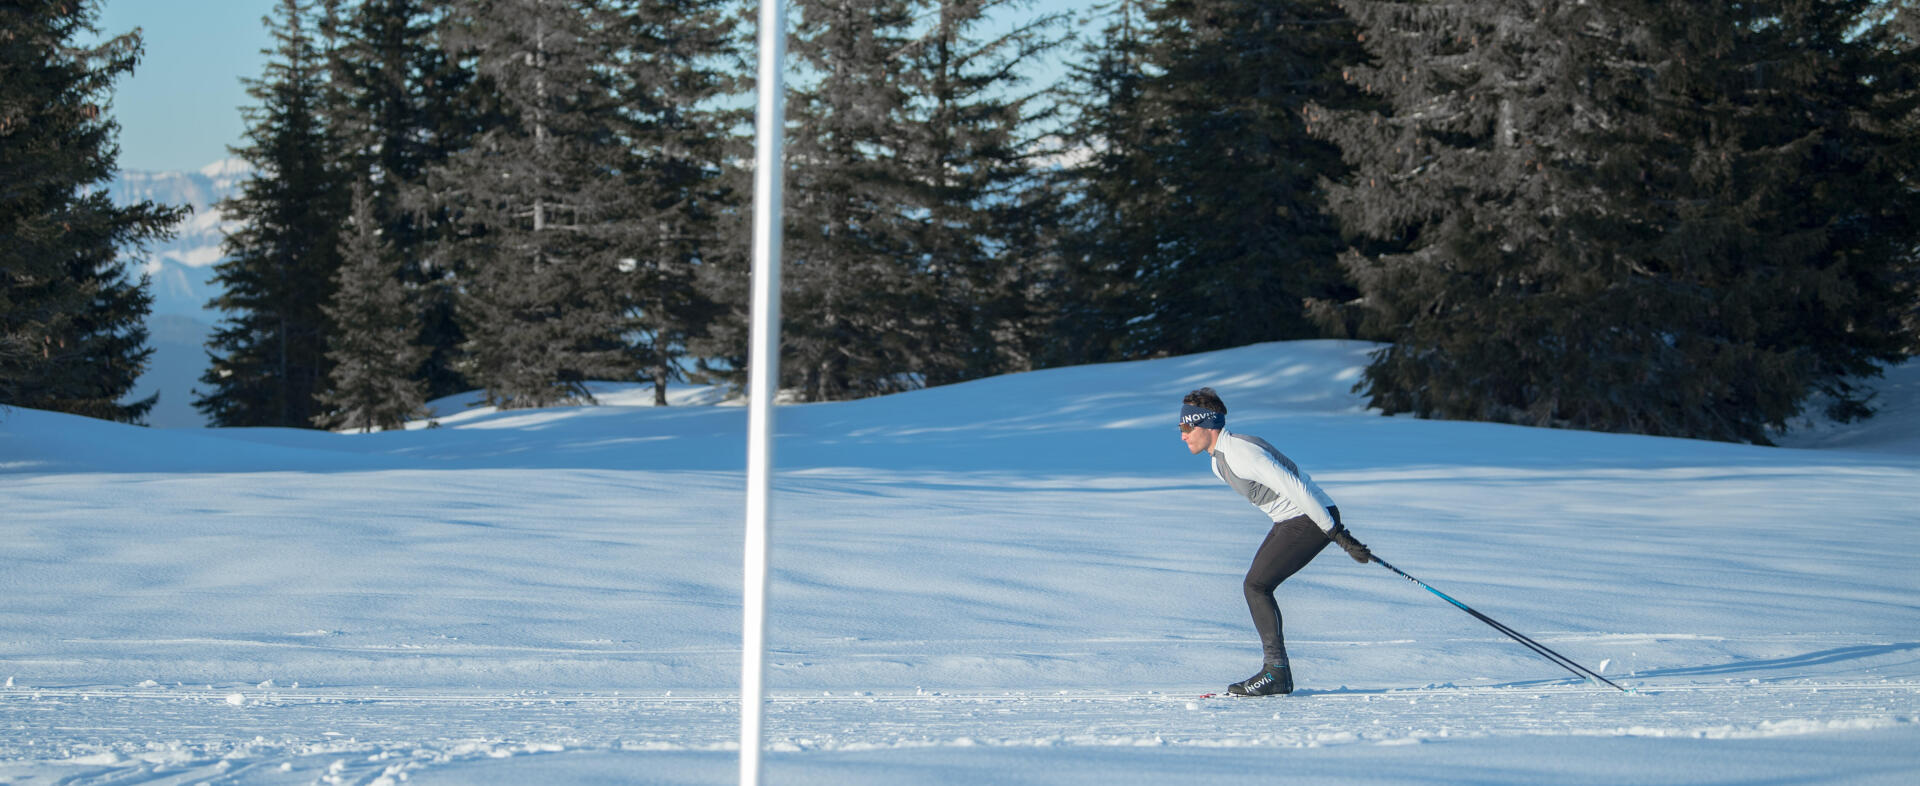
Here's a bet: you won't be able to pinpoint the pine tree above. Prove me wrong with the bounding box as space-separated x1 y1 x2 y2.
899 0 1067 386
1059 0 1372 361
773 0 1066 400
1307 0 1588 427
1315 0 1920 443
197 0 348 428
602 0 744 406
1135 0 1369 355
1867 0 1920 354
1051 0 1158 366
423 0 632 409
782 0 927 402
313 182 427 431
1 0 185 423
1576 0 1918 436
323 0 490 400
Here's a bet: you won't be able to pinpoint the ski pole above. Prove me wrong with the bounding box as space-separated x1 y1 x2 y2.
1370 554 1632 693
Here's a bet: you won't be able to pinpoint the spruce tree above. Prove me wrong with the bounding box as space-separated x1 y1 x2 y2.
1 0 184 423
773 0 1065 400
1051 0 1158 366
1134 0 1369 355
1577 0 1917 436
782 0 926 402
1308 0 1588 428
197 0 348 428
1059 0 1372 361
423 0 632 409
1315 0 1919 443
313 182 427 431
899 0 1067 386
602 0 744 405
323 0 489 400
1865 0 1920 355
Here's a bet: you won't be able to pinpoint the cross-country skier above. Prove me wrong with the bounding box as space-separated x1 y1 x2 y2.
1179 387 1373 696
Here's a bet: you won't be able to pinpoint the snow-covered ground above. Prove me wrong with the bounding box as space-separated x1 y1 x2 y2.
3 340 1917 784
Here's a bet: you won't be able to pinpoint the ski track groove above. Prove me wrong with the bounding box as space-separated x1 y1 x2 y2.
6 678 1916 785
7 679 1919 705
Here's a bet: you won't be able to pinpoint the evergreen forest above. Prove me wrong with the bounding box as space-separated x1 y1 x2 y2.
6 0 1920 445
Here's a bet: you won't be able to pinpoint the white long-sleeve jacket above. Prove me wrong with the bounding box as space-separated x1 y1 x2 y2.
1209 428 1339 534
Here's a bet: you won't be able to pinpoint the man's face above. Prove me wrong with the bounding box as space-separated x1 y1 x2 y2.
1180 423 1216 455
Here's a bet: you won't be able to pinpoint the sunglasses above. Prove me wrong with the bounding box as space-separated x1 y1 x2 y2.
1180 423 1195 434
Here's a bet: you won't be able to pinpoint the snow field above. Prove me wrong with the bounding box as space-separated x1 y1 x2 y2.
3 340 1918 783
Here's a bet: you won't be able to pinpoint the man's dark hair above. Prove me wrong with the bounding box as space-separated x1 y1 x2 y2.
1184 387 1226 415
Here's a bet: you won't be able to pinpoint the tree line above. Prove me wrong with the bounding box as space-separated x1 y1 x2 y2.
7 0 1919 445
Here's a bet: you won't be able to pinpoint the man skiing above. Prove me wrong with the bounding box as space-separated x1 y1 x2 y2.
1179 387 1372 696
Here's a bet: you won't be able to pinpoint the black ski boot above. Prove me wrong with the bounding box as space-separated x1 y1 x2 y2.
1227 663 1293 696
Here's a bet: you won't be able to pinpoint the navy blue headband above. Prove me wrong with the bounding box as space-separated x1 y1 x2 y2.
1180 404 1223 430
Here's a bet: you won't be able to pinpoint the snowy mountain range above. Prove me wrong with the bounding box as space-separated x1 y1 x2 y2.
106 159 248 427
106 158 247 319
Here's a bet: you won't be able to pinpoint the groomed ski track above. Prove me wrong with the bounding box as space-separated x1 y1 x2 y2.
5 678 1916 785
11 678 1919 703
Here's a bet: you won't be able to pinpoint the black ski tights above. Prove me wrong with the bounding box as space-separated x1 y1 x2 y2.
1243 508 1337 665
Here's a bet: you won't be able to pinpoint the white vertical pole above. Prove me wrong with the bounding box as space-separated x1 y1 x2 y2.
741 0 787 782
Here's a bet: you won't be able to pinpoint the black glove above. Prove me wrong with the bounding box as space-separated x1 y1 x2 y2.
1330 526 1373 564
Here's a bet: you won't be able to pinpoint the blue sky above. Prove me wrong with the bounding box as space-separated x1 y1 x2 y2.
94 0 1095 174
96 0 276 172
